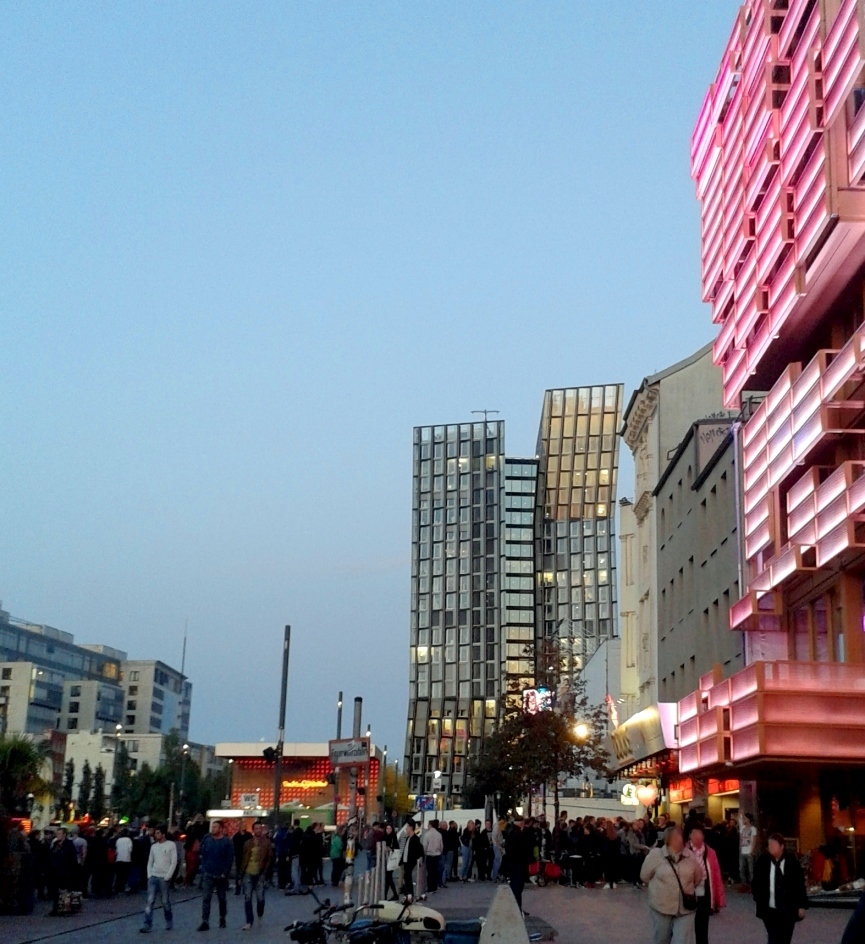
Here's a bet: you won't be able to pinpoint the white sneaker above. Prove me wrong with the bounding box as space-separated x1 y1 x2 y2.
241 925 252 931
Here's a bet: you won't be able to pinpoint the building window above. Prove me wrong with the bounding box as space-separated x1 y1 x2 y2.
67 718 78 730
68 702 79 713
1 668 11 680
70 685 81 697
126 714 136 726
126 700 137 710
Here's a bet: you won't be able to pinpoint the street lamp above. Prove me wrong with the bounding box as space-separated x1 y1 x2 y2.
225 759 234 803
574 722 590 742
178 743 189 827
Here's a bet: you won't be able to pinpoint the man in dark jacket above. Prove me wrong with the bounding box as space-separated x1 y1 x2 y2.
232 825 251 895
197 820 234 931
752 833 808 944
445 822 460 882
506 817 535 914
47 828 79 916
400 821 424 901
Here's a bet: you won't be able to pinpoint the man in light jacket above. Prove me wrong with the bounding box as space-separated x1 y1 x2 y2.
421 820 443 894
141 825 177 933
640 825 704 944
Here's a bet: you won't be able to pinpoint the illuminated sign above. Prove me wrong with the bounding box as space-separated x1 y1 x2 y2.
522 688 553 715
708 778 740 796
282 779 329 790
620 784 639 807
668 778 694 805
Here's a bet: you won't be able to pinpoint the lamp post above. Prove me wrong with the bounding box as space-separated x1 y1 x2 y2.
112 723 122 814
178 743 189 828
225 759 234 804
381 745 387 822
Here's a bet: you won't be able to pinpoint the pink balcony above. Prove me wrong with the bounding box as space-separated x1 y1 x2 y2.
693 0 865 407
678 661 865 773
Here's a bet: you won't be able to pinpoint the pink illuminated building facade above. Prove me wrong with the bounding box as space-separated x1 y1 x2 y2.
683 0 865 851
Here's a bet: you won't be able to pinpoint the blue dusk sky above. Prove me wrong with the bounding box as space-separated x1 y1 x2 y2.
1 3 738 756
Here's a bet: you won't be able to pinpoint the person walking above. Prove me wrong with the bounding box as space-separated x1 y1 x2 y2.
491 820 505 883
140 825 176 934
506 816 534 915
197 819 234 931
422 820 443 894
739 813 758 891
752 833 808 944
687 826 726 944
114 829 133 894
641 825 703 944
240 822 273 930
329 828 346 888
602 820 621 889
399 821 424 901
232 824 251 896
47 828 78 916
383 825 400 901
444 822 460 884
460 820 475 882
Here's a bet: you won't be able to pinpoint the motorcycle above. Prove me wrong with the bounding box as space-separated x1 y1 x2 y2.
285 892 355 944
345 898 446 944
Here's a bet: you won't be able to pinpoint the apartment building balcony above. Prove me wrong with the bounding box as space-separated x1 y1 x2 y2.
678 661 865 775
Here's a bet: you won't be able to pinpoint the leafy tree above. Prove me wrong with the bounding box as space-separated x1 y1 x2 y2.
112 742 133 813
91 764 106 822
77 759 92 818
0 734 51 816
60 759 75 820
467 670 609 817
381 763 411 819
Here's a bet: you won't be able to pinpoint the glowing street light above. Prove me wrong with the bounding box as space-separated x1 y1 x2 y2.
574 722 590 741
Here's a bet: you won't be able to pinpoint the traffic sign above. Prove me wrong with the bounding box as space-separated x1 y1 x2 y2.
329 737 370 767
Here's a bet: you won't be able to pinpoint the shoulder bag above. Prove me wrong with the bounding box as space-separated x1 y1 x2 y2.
668 857 698 912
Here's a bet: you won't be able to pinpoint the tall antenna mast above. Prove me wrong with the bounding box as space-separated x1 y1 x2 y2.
180 618 188 677
471 409 500 426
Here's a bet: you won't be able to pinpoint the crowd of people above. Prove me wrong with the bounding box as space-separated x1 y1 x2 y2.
9 808 862 944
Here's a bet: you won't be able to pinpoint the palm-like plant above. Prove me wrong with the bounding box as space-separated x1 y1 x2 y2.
0 734 52 816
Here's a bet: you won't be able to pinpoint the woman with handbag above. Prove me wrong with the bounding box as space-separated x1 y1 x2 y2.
641 825 704 944
383 825 400 901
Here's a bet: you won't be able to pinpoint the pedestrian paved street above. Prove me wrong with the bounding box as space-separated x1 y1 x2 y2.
2 881 853 944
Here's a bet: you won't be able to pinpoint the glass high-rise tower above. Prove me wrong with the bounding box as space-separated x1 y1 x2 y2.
405 385 623 805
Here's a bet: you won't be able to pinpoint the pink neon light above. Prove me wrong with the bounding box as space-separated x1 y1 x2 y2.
693 1 865 406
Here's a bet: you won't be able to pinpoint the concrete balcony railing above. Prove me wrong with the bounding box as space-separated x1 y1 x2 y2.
678 661 865 774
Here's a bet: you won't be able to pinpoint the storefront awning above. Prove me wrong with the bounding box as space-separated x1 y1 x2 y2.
609 704 678 776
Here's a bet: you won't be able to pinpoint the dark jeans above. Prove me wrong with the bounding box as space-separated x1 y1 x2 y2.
201 874 228 925
114 862 131 894
385 870 398 900
763 910 797 944
426 855 440 893
243 873 266 925
509 865 526 912
331 857 345 887
401 863 415 899
695 893 711 944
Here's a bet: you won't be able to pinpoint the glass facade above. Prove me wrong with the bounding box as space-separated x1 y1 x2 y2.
501 458 539 716
536 385 623 664
406 421 504 801
405 385 623 807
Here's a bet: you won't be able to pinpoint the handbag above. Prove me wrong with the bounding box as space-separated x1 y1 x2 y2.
387 848 401 871
668 857 698 912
